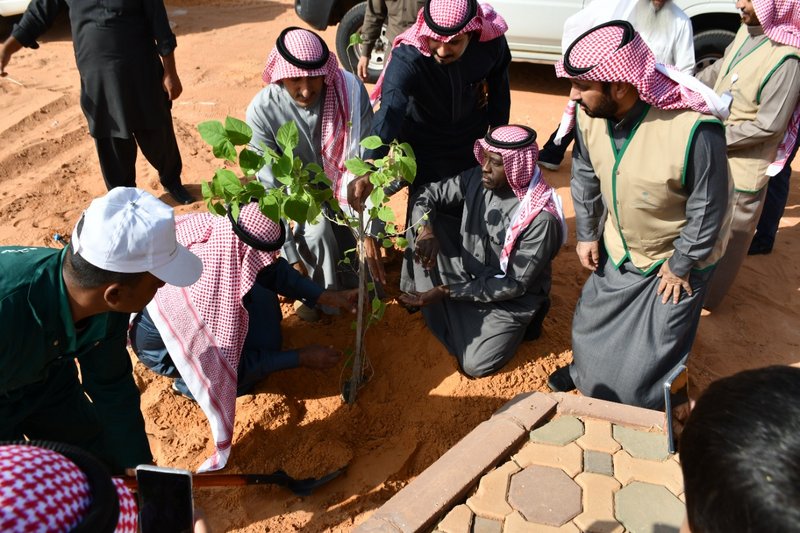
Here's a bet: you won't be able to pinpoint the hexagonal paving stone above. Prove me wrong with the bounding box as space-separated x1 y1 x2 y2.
508 465 582 527
530 416 585 446
615 482 685 533
612 425 670 461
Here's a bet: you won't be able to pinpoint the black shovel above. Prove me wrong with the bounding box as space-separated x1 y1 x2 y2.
121 466 346 496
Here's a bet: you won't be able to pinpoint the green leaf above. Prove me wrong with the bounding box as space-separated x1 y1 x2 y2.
197 120 227 147
201 180 213 201
212 140 237 162
399 156 417 183
306 201 321 223
395 236 408 248
305 162 324 174
215 169 242 195
210 200 227 216
284 197 309 222
345 158 374 176
239 149 263 175
369 187 385 207
276 121 299 153
359 135 384 150
367 281 375 292
385 223 396 234
371 296 382 313
382 238 392 248
224 116 252 146
377 206 395 223
274 154 293 179
341 256 351 265
244 180 266 199
349 32 363 47
259 195 281 222
398 142 416 159
229 200 241 222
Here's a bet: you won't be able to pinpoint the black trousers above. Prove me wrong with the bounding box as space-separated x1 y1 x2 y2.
94 121 183 190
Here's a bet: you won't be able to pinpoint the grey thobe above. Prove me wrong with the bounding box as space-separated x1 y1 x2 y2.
406 167 562 378
245 81 374 294
570 101 729 409
696 25 800 309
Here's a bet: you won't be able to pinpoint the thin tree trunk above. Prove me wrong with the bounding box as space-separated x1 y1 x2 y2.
347 211 368 404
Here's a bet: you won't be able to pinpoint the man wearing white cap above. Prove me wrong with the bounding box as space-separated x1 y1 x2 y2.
0 188 202 473
695 0 800 309
547 21 732 409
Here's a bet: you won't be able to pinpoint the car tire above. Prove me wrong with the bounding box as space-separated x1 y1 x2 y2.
693 29 736 72
335 1 386 84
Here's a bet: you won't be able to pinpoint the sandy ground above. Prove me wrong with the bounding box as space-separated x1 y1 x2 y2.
1 1 799 530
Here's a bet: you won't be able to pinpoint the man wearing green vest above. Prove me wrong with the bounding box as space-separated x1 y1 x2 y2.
0 188 202 473
696 0 800 309
547 21 732 409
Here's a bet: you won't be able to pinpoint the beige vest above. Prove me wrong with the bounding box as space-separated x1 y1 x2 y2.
714 25 800 192
578 105 728 274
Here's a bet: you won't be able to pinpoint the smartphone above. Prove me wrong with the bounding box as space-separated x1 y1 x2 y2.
136 465 194 533
663 364 688 455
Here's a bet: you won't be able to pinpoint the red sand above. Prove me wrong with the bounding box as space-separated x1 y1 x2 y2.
1 1 798 529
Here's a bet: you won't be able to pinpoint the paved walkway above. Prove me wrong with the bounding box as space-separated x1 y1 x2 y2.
356 393 685 533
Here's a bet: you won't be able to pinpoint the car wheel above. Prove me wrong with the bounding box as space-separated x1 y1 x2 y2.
693 29 736 72
335 1 387 84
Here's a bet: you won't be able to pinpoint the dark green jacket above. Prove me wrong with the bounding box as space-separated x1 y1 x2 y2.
0 246 151 469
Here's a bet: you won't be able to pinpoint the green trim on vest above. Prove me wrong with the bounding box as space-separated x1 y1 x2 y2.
757 54 800 104
606 104 650 269
683 119 725 187
724 36 769 76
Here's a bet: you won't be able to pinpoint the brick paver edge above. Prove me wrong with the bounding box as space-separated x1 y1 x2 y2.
354 393 558 533
553 393 665 431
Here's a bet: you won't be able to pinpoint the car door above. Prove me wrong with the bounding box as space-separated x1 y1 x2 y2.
482 0 586 62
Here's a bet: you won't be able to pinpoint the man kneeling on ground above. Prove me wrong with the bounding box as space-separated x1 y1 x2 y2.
129 202 356 470
399 125 566 378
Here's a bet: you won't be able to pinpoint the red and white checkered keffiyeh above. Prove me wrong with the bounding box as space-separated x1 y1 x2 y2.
0 445 137 532
553 21 731 144
473 126 567 275
754 0 800 176
370 0 508 101
147 203 281 472
262 28 355 206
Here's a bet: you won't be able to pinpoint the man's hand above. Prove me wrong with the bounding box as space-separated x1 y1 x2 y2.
656 261 693 305
161 52 182 100
316 288 358 313
357 56 370 81
1 36 23 77
398 285 449 308
576 240 600 271
413 226 439 270
162 71 183 100
292 261 308 277
298 344 341 369
347 175 374 212
363 236 386 286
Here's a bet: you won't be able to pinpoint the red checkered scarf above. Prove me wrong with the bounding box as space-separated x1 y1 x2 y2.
552 22 731 144
473 126 567 275
754 0 800 176
262 28 354 206
149 203 280 472
0 445 137 532
370 0 508 101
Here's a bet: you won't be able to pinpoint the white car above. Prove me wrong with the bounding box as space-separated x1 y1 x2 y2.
294 0 742 81
0 0 30 17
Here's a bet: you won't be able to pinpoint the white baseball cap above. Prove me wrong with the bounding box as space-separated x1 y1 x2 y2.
70 187 203 287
